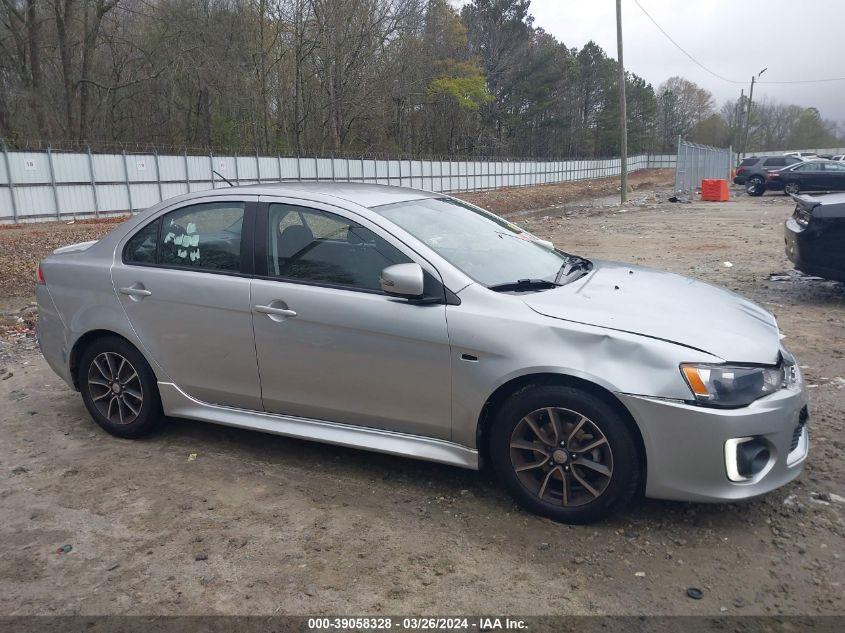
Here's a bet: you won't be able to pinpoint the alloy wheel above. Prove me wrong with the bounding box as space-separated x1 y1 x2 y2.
784 183 799 195
87 352 144 425
509 407 613 507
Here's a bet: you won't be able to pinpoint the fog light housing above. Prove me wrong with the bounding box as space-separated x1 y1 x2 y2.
725 437 773 482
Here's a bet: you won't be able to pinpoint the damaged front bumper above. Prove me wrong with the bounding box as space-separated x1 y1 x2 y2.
617 385 808 503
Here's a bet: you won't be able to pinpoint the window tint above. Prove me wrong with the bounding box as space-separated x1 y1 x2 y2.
267 204 411 291
739 158 759 166
795 163 823 172
159 202 245 271
824 162 845 171
124 217 161 264
763 157 786 166
785 156 801 165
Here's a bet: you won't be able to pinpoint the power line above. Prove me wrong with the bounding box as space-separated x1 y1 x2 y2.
632 0 845 86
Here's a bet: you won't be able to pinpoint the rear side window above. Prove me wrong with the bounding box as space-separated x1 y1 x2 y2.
123 202 245 272
763 157 786 167
159 202 245 271
740 158 759 166
124 217 160 264
267 203 411 292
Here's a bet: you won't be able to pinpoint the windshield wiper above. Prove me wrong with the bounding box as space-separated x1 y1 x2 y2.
488 279 560 292
554 256 593 285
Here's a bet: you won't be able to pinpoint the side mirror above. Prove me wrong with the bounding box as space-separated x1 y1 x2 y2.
380 263 424 299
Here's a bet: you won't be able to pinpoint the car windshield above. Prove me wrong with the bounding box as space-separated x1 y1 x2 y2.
371 197 572 287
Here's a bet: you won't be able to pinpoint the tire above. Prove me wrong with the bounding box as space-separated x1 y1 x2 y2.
489 385 641 524
746 176 765 197
78 335 162 438
784 182 800 195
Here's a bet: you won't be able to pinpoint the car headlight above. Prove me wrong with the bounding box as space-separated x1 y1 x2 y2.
680 363 785 407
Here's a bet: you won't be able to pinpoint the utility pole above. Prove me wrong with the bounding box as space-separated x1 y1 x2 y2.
733 88 744 149
743 68 767 155
616 0 628 203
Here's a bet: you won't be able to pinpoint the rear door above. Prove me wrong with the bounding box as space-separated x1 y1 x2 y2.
112 195 262 410
250 197 453 439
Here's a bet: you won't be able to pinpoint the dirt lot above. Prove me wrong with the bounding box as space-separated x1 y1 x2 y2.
0 177 843 617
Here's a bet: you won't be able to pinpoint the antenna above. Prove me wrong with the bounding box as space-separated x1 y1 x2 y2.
212 170 234 187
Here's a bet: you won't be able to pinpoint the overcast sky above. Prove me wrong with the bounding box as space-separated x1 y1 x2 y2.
515 0 845 123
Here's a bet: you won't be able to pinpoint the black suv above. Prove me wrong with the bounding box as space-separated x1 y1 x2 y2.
734 155 802 194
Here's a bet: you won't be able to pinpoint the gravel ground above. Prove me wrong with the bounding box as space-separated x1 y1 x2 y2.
0 182 843 616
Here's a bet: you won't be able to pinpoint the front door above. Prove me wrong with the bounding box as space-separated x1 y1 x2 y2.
250 199 453 439
112 196 262 410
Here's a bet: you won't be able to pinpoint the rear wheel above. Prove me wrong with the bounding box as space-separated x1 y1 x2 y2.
489 385 641 524
78 336 162 438
746 176 765 196
784 181 800 195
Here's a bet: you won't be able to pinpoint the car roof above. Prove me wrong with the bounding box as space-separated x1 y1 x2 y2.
211 181 441 208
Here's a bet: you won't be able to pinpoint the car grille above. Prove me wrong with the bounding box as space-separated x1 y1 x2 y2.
790 407 809 452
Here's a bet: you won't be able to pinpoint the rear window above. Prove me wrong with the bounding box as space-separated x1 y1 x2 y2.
740 158 759 166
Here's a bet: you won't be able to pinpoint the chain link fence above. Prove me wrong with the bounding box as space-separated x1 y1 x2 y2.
673 137 734 195
0 144 675 223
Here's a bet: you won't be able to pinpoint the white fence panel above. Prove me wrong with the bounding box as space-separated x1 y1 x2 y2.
0 146 678 222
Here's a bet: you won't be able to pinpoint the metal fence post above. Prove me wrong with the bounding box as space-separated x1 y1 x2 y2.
256 150 261 184
360 155 365 183
87 145 99 219
234 153 240 186
47 146 61 219
154 149 163 202
183 150 190 194
209 151 215 189
122 150 134 213
674 136 681 193
2 141 19 222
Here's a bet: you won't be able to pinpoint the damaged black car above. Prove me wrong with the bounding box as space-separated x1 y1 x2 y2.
785 193 845 282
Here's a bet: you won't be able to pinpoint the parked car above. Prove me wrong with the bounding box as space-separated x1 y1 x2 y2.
785 193 845 282
36 183 809 524
784 151 819 160
832 155 845 162
758 159 845 196
735 154 802 193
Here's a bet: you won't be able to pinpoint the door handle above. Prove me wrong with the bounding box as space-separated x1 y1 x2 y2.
254 304 297 318
119 286 152 298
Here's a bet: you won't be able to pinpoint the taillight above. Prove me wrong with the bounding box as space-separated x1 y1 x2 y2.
36 263 45 285
736 167 745 175
793 205 811 226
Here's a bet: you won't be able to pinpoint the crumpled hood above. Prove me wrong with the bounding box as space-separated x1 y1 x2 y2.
522 260 781 364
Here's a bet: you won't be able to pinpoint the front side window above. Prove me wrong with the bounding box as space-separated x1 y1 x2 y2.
795 163 823 172
372 198 568 287
267 203 411 291
824 162 845 171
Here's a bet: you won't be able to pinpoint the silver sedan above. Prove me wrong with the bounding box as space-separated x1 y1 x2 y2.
36 183 809 523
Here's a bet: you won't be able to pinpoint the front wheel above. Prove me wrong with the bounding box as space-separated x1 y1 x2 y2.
78 336 162 438
746 176 765 196
784 182 800 195
489 385 641 524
